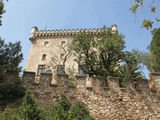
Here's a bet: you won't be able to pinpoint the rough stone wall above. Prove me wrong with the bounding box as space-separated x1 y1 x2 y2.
22 71 160 120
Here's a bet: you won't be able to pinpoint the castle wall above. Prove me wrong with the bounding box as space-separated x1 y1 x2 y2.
22 72 160 120
25 36 78 74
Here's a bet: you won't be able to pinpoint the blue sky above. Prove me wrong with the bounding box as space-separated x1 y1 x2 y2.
0 0 159 78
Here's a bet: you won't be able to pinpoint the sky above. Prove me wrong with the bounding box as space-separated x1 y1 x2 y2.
0 0 159 78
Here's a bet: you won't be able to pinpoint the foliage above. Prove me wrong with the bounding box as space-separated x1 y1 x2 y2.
72 26 145 85
0 106 18 120
0 38 23 81
141 20 153 30
72 27 125 79
0 1 5 26
133 28 160 72
15 90 42 120
131 50 152 72
46 94 94 120
149 28 160 72
46 94 70 120
118 51 143 79
68 103 94 120
118 51 144 86
0 81 25 106
130 0 159 29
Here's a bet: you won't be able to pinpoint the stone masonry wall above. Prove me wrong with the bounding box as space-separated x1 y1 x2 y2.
22 71 160 120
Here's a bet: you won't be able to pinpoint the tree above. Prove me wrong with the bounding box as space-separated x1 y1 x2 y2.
46 42 73 75
118 50 144 86
0 1 5 26
46 94 69 120
46 94 94 120
15 90 42 120
72 26 144 83
132 28 160 73
130 0 160 29
149 28 160 72
68 103 94 120
72 27 125 78
0 38 23 81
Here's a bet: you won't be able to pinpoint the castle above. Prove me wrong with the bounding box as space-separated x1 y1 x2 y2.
25 25 117 76
23 25 160 120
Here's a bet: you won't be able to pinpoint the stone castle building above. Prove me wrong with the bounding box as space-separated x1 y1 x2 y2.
23 25 160 119
25 25 118 75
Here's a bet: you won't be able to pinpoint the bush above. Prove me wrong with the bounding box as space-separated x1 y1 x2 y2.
68 103 94 120
0 81 25 106
46 94 94 120
0 106 17 120
15 90 42 120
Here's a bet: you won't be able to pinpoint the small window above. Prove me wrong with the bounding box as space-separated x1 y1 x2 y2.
37 65 45 75
60 54 64 59
42 54 47 60
44 41 49 46
57 65 65 74
78 65 86 75
61 41 66 46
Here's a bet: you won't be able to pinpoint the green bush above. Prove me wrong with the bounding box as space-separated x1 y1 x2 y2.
0 92 94 120
0 106 17 120
15 90 42 120
68 103 94 120
0 82 25 105
46 94 94 120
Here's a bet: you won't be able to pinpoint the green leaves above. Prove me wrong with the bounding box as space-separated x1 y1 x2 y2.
68 103 94 120
46 94 94 120
72 27 125 78
118 51 143 81
15 90 42 120
141 20 153 30
149 28 160 72
72 26 144 83
0 82 25 105
130 0 158 30
0 38 23 81
130 4 139 13
0 1 5 26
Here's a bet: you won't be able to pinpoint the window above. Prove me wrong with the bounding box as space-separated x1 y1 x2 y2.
44 41 49 46
37 65 45 75
42 54 47 60
60 54 64 59
61 41 66 46
78 65 86 75
57 65 65 75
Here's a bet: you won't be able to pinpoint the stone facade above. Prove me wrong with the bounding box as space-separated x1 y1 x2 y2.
25 25 117 75
22 72 160 120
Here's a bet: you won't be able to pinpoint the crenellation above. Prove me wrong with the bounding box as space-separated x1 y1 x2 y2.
137 79 149 90
19 71 160 119
107 77 120 91
92 77 104 91
23 71 35 86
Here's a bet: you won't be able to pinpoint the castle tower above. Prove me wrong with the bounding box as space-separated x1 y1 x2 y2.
25 25 118 75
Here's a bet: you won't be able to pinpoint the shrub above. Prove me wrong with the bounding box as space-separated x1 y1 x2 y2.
15 90 42 120
0 106 17 120
0 81 25 106
68 103 94 120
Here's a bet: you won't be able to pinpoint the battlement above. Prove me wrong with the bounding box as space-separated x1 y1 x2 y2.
23 71 151 92
2 71 159 119
29 24 118 40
